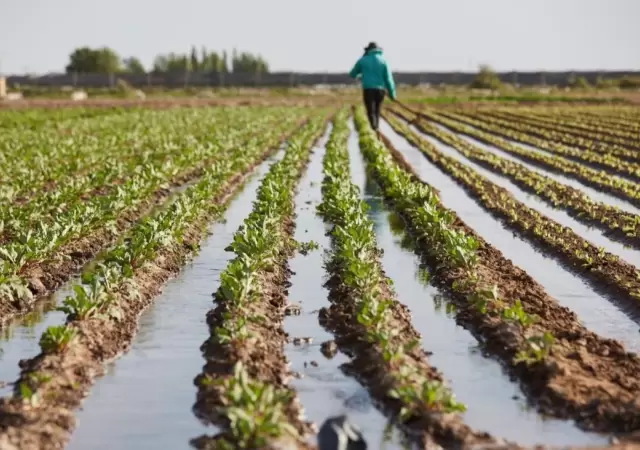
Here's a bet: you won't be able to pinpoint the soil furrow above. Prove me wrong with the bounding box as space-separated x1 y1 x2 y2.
0 124 304 450
384 112 640 323
398 105 640 219
316 112 506 449
387 109 640 251
436 109 640 183
191 115 330 450
0 117 308 326
483 110 640 156
358 110 640 434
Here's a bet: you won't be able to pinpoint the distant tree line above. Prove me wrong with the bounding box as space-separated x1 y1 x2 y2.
65 46 270 74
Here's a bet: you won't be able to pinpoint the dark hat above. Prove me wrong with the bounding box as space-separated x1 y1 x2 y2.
364 42 381 52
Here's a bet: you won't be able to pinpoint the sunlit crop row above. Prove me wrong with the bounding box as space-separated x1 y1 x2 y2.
436 109 640 181
195 112 328 449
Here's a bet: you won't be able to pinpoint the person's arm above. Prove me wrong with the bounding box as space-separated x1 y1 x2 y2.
349 58 362 79
383 62 397 100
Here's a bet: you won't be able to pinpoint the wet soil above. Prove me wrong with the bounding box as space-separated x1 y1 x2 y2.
0 144 286 450
482 111 640 155
317 129 505 450
401 114 640 252
449 128 640 217
191 127 327 450
372 128 640 434
357 164 610 445
0 117 309 326
65 147 286 449
380 119 640 354
439 110 640 184
283 125 408 449
384 114 640 325
412 107 640 212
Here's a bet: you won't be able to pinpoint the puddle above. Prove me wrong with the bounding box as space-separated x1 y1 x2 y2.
380 119 640 354
67 150 285 450
408 123 640 269
284 123 408 449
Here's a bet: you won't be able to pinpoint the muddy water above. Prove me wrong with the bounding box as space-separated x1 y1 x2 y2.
284 123 409 449
409 124 640 270
380 119 640 354
348 127 610 446
66 150 286 450
439 124 640 216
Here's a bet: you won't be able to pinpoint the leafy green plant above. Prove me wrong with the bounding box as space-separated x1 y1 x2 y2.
39 325 77 353
514 332 555 365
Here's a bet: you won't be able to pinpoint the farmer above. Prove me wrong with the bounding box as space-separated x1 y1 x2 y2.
349 42 397 131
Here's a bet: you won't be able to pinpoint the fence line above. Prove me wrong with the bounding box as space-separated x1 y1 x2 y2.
6 70 640 89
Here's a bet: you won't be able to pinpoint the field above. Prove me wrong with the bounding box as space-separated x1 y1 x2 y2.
0 96 639 450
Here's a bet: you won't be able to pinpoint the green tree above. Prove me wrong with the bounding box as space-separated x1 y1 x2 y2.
231 48 269 73
190 46 199 72
470 64 502 90
65 47 122 73
123 57 146 74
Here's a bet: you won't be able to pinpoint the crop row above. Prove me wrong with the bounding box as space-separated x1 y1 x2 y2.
357 106 640 433
0 110 304 324
405 106 640 210
315 109 505 449
191 113 329 449
0 110 168 197
482 110 640 155
388 108 640 250
0 111 320 450
1 107 297 203
384 112 640 324
484 108 640 151
435 109 640 181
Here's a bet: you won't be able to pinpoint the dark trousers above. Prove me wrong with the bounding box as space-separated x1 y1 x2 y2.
363 88 385 131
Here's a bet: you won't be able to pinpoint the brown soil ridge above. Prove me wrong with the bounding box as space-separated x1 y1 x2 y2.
398 109 640 251
191 125 329 450
0 118 307 327
414 107 640 213
0 97 341 110
375 132 640 434
385 110 640 321
435 109 640 184
0 139 289 450
317 136 507 448
319 264 512 449
192 218 313 450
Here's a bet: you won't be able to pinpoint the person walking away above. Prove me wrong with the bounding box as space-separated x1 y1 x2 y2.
349 42 396 131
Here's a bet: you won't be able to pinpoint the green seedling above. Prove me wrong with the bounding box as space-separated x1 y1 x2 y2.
514 332 555 365
39 325 77 353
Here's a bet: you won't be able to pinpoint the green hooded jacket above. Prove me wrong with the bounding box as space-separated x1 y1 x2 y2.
349 48 396 100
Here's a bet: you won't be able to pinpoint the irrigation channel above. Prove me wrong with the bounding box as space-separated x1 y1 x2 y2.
405 123 640 270
1 115 634 448
431 116 640 216
379 119 640 352
65 146 288 449
439 124 640 217
362 121 611 446
64 125 406 449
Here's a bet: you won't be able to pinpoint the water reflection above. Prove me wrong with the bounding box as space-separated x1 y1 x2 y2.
350 127 610 447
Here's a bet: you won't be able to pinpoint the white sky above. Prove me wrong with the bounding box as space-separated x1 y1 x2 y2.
1 0 638 74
